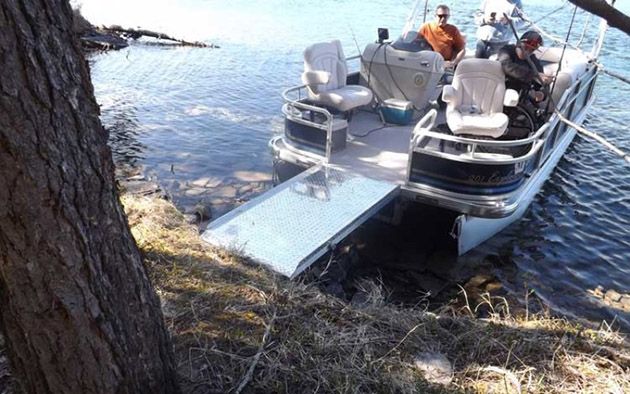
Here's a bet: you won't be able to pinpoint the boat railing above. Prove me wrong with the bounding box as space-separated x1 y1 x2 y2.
535 64 599 164
409 63 599 168
281 84 335 163
280 54 363 164
409 110 547 167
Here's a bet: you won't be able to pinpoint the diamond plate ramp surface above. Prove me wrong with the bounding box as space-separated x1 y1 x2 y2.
201 165 399 278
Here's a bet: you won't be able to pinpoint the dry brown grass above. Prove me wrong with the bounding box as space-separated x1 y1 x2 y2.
123 195 630 394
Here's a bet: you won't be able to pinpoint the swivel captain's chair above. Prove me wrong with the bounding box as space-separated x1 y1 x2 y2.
302 40 373 114
442 58 519 138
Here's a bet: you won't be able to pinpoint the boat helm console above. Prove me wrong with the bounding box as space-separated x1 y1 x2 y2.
361 34 444 111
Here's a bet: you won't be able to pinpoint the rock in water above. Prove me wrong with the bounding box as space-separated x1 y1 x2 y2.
604 289 622 303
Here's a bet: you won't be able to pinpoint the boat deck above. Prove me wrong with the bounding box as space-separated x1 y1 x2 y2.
295 108 447 184
334 110 415 183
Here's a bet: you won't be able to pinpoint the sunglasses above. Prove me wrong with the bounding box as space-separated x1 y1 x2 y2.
436 14 450 18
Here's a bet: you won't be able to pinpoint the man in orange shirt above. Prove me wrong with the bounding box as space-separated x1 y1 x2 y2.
418 4 466 69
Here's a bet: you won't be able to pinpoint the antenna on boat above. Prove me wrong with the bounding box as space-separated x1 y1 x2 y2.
422 0 429 23
349 26 362 56
403 0 424 35
545 4 579 114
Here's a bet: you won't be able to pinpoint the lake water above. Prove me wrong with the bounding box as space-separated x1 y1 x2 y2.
79 0 630 329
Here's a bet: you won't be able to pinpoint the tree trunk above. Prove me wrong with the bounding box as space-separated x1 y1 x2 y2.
0 1 179 393
569 0 630 35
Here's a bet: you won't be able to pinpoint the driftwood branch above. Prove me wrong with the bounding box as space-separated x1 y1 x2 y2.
103 25 216 47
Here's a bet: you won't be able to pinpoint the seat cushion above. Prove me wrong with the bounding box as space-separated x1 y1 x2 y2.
446 109 508 138
312 85 373 112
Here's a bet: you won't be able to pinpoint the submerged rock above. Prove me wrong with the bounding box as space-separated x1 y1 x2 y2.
190 176 222 188
118 179 162 197
184 187 207 197
213 186 238 199
588 286 630 312
604 289 622 303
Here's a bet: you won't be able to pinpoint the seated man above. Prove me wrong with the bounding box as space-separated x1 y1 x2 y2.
497 31 554 135
475 0 525 59
497 30 553 104
418 4 466 70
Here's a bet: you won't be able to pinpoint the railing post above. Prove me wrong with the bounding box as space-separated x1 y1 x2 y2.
325 115 333 163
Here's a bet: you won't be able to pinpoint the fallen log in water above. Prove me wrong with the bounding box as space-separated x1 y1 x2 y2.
103 25 217 48
73 6 217 51
81 31 129 50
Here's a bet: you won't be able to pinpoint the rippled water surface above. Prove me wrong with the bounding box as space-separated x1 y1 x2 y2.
81 0 630 328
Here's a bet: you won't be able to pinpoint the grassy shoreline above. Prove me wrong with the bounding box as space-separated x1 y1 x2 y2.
0 194 627 393
125 195 629 393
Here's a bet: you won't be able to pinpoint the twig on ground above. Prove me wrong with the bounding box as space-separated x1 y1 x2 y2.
235 311 277 394
372 322 425 364
457 285 475 317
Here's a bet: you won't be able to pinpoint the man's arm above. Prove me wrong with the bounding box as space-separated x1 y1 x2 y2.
417 23 428 40
448 28 467 68
449 47 466 68
531 55 555 85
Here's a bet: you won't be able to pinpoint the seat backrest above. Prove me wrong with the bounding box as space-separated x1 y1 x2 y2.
451 58 506 115
303 40 348 94
536 47 589 104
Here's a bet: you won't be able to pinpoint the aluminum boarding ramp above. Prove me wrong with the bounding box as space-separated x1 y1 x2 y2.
201 166 399 278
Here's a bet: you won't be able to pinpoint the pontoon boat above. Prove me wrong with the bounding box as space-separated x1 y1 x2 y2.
203 1 609 277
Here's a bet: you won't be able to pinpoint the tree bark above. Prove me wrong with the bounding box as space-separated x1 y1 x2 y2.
568 0 630 35
0 1 178 393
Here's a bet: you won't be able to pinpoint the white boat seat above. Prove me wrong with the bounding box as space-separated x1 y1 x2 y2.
302 40 373 113
536 47 589 104
442 58 518 139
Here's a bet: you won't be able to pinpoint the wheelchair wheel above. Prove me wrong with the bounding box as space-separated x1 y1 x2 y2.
503 104 536 140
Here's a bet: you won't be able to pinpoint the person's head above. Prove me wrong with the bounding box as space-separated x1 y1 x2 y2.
435 5 450 26
518 30 543 54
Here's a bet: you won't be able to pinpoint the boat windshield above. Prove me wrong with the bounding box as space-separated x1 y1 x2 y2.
400 0 429 42
393 0 434 52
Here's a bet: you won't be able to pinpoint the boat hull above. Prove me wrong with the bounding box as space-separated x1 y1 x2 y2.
453 123 578 254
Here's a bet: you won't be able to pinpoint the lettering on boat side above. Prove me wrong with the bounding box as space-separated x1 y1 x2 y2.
468 170 521 185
